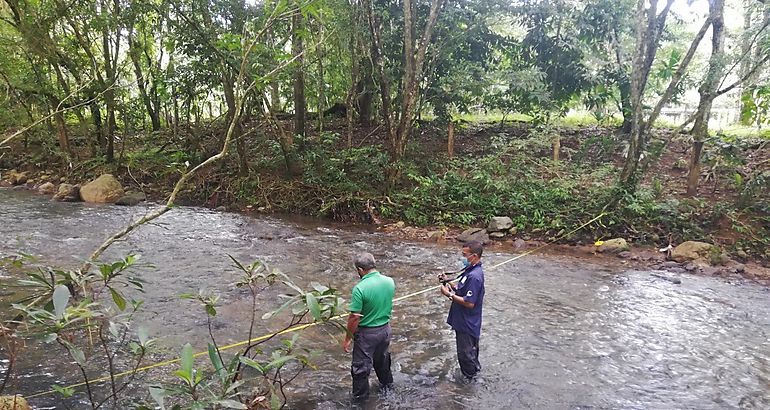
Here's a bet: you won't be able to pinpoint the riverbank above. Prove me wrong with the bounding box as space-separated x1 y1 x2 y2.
2 120 769 275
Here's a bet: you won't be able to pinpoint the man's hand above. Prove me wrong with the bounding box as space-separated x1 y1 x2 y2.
440 284 452 297
343 337 352 353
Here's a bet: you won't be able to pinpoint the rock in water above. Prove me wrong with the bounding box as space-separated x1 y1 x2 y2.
490 231 506 239
53 183 81 202
457 228 490 244
487 216 514 232
79 174 124 203
115 191 147 206
38 181 56 195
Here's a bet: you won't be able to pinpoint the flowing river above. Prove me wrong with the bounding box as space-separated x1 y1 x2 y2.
1 189 769 409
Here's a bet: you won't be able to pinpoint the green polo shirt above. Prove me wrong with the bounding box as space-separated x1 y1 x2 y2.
348 271 395 328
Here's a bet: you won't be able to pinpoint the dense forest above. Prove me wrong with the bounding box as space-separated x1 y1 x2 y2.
0 0 769 258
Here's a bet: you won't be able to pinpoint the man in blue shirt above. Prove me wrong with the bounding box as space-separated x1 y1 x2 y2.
440 241 485 378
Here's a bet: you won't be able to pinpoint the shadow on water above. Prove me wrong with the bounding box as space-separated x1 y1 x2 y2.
1 189 770 409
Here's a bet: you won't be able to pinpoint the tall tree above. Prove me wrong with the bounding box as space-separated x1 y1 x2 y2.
687 0 725 196
619 0 709 188
292 1 307 139
366 0 446 187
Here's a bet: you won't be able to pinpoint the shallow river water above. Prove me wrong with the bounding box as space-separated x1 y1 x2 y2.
1 189 769 409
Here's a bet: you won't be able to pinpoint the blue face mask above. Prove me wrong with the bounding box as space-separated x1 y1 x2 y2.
461 257 471 268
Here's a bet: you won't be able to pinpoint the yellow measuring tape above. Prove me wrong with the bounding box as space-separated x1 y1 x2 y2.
26 212 605 399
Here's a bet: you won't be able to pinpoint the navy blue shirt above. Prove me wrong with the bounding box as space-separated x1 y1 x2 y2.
447 262 485 339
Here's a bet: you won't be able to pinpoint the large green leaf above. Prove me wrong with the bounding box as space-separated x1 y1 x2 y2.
208 343 224 375
109 287 126 311
239 356 265 375
306 293 321 322
180 343 194 378
265 355 295 371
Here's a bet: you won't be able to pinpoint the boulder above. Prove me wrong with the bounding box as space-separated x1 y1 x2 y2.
115 191 146 206
38 182 57 195
53 183 81 202
487 216 513 232
0 396 31 410
79 174 124 203
457 228 490 244
513 238 526 249
671 241 718 265
597 238 630 254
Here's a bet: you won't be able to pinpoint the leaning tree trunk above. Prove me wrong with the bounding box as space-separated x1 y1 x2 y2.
687 0 725 196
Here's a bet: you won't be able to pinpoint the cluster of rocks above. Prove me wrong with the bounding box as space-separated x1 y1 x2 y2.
1 170 146 206
597 237 751 279
456 216 518 244
425 212 756 281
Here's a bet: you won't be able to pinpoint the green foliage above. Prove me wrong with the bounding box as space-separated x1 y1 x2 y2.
147 256 340 410
302 132 388 192
741 86 770 128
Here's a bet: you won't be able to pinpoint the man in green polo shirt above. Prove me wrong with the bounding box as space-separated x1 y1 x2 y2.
342 252 396 399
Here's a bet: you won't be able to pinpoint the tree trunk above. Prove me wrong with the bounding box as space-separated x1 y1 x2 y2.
316 17 325 135
292 4 306 139
223 69 246 174
356 56 374 126
686 140 705 196
552 136 560 162
687 0 725 196
620 0 708 188
265 98 304 176
618 74 633 133
53 111 72 157
447 121 455 158
129 30 161 131
101 0 121 163
386 0 445 187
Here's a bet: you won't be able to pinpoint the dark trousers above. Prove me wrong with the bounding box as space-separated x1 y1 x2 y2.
455 330 481 378
351 323 393 399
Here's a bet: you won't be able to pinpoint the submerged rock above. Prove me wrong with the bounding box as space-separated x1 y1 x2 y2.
115 191 147 206
53 183 81 202
37 181 56 195
80 174 124 203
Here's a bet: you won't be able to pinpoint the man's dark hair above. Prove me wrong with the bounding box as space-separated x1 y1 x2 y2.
353 252 377 271
463 241 483 257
